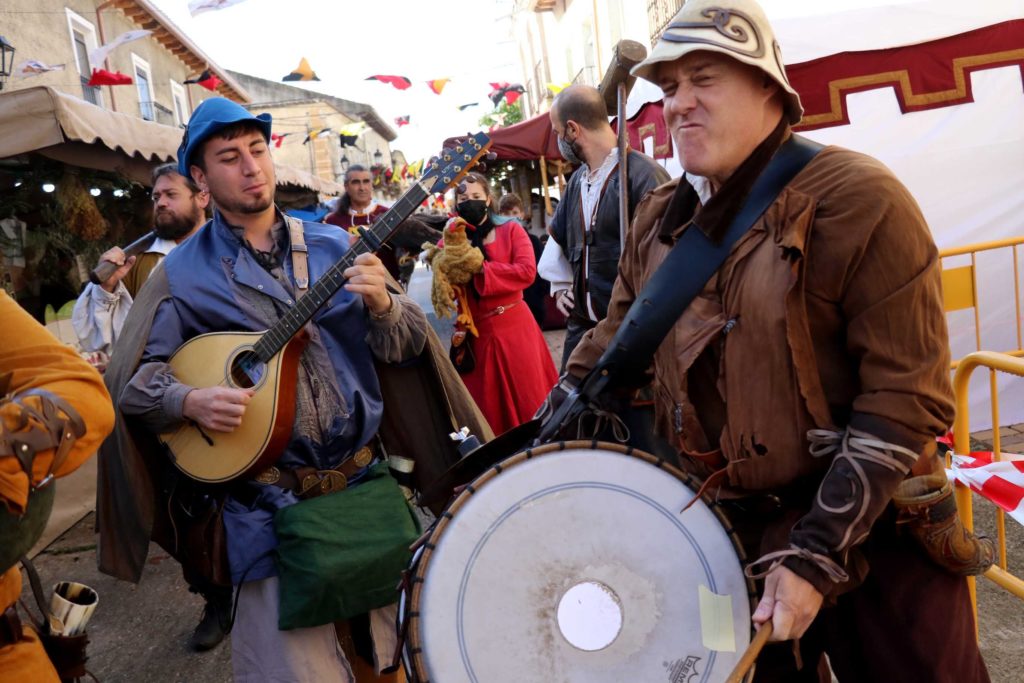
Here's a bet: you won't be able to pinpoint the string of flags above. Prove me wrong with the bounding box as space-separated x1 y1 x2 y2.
394 116 410 128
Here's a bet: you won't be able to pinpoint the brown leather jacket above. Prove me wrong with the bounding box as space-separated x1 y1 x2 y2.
567 145 955 592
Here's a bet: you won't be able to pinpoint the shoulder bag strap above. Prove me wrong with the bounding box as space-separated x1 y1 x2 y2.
284 216 309 292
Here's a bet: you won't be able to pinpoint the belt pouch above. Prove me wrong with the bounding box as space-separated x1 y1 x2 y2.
273 462 420 630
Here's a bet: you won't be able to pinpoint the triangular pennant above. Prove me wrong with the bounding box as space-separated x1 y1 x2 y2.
87 69 133 87
15 60 66 78
271 133 291 148
184 69 221 91
365 74 412 90
189 0 249 17
283 57 320 82
89 30 151 66
426 78 450 95
394 115 410 127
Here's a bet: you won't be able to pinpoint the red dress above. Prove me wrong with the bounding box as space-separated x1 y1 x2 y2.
461 221 558 434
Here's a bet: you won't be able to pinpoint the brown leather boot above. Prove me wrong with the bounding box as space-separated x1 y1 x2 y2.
893 473 996 576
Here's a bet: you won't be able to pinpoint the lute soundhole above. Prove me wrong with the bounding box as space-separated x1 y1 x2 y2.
229 349 266 389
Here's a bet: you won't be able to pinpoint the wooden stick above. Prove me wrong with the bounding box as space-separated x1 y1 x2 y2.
725 623 773 683
89 231 157 285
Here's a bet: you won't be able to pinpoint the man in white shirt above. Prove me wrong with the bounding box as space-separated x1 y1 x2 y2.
72 165 209 360
538 85 669 368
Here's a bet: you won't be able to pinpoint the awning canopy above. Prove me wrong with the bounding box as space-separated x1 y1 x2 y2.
447 112 561 163
0 86 342 194
444 102 673 164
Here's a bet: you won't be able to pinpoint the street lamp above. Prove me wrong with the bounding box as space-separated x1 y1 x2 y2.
373 149 383 165
0 37 15 91
340 154 350 173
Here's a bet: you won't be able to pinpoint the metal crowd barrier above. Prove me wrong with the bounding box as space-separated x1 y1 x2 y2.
951 351 1024 626
941 236 1024 368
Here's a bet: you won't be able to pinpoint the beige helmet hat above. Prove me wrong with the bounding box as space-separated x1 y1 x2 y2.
632 0 803 124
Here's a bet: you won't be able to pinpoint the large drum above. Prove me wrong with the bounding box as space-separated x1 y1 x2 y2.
401 442 755 683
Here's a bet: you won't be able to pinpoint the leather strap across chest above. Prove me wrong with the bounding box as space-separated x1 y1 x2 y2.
286 218 309 292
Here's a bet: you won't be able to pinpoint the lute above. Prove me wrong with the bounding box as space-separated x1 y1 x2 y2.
158 133 492 483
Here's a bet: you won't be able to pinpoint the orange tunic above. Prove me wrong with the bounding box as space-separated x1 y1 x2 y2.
0 291 115 680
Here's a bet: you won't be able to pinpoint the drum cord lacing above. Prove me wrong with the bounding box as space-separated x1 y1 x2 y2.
575 407 630 443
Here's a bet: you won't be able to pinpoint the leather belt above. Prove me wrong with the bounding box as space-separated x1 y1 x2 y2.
482 300 520 318
253 445 376 499
0 605 23 646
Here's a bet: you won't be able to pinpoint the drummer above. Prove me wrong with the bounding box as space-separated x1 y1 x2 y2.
543 0 990 680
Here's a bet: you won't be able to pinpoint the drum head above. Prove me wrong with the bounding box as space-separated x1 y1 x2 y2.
409 443 753 683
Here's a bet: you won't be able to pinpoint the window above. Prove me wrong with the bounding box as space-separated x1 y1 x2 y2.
131 54 154 121
65 9 102 106
170 80 188 127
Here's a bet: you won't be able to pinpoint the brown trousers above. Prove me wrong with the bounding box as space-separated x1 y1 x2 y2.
738 512 990 683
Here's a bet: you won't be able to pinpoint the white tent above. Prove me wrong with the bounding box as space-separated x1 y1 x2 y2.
628 0 1024 431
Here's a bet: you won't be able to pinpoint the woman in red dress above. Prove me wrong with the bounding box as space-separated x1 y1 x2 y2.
451 173 558 434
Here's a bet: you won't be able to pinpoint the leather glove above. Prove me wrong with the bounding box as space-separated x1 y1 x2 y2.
533 374 581 425
554 289 575 317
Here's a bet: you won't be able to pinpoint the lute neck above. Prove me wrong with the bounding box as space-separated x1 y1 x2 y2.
252 183 430 362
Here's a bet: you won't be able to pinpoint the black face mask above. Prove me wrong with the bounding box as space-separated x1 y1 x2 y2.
456 199 489 226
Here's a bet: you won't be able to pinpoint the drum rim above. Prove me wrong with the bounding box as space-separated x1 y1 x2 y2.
401 439 758 682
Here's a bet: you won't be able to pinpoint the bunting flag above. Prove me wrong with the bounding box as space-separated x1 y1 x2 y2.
88 30 152 67
394 115 410 127
426 78 450 95
458 102 479 111
339 122 367 136
950 451 1024 527
14 60 66 78
188 0 249 16
339 135 359 147
407 159 424 177
87 69 133 87
488 82 525 107
271 133 291 148
283 57 320 82
366 74 412 90
302 128 332 144
546 82 571 95
184 69 222 91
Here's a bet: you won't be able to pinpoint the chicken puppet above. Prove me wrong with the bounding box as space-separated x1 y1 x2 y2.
421 217 484 336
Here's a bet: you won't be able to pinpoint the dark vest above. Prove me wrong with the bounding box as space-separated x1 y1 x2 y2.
551 149 668 322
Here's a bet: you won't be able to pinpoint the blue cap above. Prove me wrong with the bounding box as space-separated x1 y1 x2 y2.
177 97 272 176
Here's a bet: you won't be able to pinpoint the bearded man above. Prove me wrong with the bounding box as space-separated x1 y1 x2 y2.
72 164 209 357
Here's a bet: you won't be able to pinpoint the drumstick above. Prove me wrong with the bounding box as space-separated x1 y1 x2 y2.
89 231 157 285
725 622 773 683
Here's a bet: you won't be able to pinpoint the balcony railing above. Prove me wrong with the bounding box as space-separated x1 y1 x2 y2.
140 101 176 127
648 0 684 44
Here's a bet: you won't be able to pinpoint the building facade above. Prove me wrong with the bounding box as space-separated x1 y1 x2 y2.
2 0 248 126
509 0 671 117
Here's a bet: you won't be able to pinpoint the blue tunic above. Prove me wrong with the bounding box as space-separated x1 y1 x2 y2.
140 210 385 583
